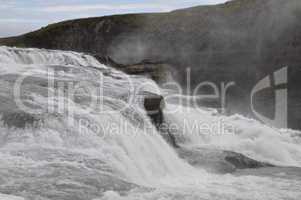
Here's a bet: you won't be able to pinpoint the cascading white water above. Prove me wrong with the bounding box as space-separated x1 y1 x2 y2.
164 103 301 167
0 46 200 186
0 46 300 200
0 46 100 66
0 193 24 200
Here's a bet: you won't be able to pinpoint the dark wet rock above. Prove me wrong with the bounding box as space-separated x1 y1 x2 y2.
143 92 178 148
224 151 273 169
1 111 41 129
158 126 179 148
234 166 301 180
116 61 171 83
94 55 171 82
93 54 124 69
143 92 165 117
177 147 274 174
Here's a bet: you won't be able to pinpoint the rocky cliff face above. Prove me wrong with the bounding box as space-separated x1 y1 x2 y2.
1 0 301 129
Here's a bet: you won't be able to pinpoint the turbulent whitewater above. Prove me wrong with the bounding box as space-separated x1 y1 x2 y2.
0 46 300 200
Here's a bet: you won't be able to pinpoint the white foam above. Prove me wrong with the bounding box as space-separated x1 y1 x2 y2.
165 104 301 167
0 46 300 200
0 46 103 67
0 193 24 200
0 46 198 186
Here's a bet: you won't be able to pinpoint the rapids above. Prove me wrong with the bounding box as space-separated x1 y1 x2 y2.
0 46 300 200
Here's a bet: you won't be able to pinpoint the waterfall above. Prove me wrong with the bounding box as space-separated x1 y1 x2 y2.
0 46 300 200
164 103 301 167
0 46 200 186
0 46 101 66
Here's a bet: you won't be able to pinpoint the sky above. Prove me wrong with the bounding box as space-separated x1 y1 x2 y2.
0 0 228 37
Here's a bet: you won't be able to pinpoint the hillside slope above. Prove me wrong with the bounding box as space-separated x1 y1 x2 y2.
1 0 301 129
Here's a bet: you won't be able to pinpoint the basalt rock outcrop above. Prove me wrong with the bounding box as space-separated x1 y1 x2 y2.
1 0 301 129
143 92 178 148
177 147 274 173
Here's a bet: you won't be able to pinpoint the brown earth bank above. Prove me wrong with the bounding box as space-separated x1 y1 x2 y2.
1 0 301 130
